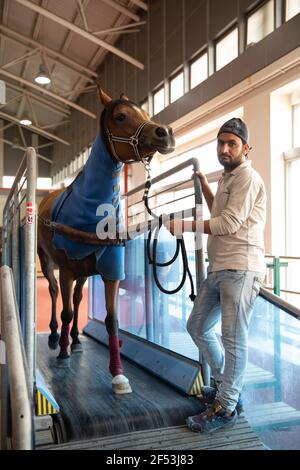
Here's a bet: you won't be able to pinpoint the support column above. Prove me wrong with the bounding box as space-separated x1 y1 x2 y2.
0 119 4 188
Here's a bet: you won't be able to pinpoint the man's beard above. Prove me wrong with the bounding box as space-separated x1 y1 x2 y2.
218 151 244 171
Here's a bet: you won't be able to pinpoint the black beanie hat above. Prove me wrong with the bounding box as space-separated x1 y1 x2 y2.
217 118 249 144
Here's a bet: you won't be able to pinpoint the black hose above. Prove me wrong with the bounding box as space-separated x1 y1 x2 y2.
143 178 196 301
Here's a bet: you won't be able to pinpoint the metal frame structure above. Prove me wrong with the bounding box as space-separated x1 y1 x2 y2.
0 266 33 450
2 147 37 384
0 147 37 449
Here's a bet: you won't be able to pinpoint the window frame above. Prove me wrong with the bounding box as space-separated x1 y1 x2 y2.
153 85 165 116
285 0 300 20
169 69 184 104
245 0 275 47
215 25 239 72
189 50 208 90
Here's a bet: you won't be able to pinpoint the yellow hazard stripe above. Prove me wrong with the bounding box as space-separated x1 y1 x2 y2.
189 370 204 395
36 390 58 415
37 391 42 415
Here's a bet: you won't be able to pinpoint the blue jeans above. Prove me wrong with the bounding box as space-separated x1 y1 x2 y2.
187 270 263 413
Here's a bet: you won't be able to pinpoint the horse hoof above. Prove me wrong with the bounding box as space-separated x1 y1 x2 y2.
71 343 83 354
56 355 70 368
48 333 60 350
112 375 132 394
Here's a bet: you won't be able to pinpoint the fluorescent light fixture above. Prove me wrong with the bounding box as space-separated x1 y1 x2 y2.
20 117 32 126
34 64 51 85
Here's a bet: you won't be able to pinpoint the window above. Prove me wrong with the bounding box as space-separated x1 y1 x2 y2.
286 0 300 20
190 53 208 89
247 0 274 46
293 104 300 148
37 178 52 189
76 153 83 169
170 71 184 103
216 28 238 71
83 147 90 164
153 86 165 115
2 176 52 189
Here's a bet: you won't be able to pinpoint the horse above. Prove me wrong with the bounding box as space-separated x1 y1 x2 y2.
37 88 175 394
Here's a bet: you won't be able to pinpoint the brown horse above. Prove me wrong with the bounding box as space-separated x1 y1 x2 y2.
37 88 175 394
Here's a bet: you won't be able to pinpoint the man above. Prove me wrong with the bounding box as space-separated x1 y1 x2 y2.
166 117 266 433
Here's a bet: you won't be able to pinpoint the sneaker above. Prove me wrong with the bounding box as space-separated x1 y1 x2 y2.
200 386 244 415
186 400 238 433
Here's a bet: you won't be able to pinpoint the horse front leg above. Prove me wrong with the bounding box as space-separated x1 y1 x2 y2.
57 269 74 367
38 248 60 350
70 276 87 353
104 279 132 394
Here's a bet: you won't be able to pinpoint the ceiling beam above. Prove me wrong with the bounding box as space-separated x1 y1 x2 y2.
76 0 89 31
15 0 144 70
2 0 9 25
2 48 40 70
32 0 48 40
100 0 140 21
0 26 97 79
0 68 97 119
0 92 23 110
5 81 70 117
93 20 146 35
129 0 148 11
0 136 53 164
0 110 70 145
60 0 90 55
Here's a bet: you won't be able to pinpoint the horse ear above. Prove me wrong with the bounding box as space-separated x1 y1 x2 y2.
98 87 112 107
120 93 129 101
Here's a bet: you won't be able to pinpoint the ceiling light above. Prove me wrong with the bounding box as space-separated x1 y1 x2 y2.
34 64 51 85
20 117 32 126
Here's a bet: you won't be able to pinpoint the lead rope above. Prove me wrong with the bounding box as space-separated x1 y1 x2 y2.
143 162 196 301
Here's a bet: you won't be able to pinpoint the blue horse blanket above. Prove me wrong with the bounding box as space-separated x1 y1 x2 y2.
51 134 125 280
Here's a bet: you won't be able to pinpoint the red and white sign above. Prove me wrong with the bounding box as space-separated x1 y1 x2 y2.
26 201 35 225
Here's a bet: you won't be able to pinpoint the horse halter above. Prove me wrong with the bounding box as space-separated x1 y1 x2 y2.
105 120 152 165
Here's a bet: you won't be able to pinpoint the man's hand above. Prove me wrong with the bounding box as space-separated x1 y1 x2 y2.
164 218 184 236
192 171 208 187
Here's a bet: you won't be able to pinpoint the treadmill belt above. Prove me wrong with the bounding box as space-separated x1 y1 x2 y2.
37 333 203 443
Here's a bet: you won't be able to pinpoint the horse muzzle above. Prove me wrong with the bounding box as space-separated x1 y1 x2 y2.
141 125 175 155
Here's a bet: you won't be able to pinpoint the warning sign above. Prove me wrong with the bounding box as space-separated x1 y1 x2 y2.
26 201 35 225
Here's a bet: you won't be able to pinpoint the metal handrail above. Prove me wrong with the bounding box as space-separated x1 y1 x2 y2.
1 147 37 450
265 254 300 260
0 266 33 449
259 287 300 321
2 147 37 386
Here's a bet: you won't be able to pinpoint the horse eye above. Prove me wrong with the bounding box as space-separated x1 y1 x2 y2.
115 113 126 122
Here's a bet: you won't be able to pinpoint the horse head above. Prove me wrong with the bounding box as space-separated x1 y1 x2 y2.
98 88 175 164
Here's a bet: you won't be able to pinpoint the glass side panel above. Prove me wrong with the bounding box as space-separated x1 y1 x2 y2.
88 232 300 450
243 296 300 450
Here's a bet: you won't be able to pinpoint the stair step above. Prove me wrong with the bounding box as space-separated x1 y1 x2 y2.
245 402 300 430
244 363 276 387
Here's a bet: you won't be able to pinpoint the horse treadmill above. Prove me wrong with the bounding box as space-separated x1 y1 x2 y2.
36 332 203 444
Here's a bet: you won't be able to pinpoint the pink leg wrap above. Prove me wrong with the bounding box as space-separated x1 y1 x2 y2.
59 324 70 355
109 335 123 376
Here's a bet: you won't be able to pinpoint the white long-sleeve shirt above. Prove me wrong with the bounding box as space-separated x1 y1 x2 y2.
207 160 266 275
